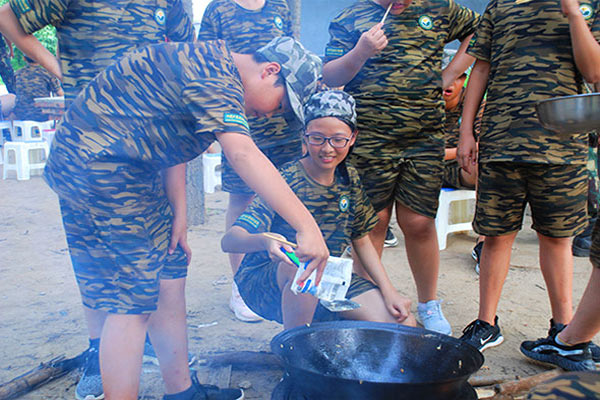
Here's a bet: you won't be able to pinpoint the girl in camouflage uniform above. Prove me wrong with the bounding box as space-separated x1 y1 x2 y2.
222 90 416 329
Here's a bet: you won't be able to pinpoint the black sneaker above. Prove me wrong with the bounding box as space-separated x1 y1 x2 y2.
548 319 600 364
143 338 197 366
460 316 504 352
163 371 244 400
572 217 595 257
520 333 595 371
472 241 483 275
76 346 104 400
384 228 398 248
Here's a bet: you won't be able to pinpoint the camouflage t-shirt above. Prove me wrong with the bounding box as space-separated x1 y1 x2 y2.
324 0 479 158
198 0 300 149
44 41 250 206
14 64 62 121
468 0 600 164
234 160 379 267
10 0 194 106
0 34 15 93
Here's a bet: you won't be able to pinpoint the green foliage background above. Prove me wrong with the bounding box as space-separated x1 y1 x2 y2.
0 0 57 75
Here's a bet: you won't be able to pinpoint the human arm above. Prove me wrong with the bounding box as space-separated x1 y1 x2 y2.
441 34 475 90
222 226 296 265
322 22 387 88
0 4 61 80
352 235 411 322
562 0 600 83
164 163 191 264
217 132 329 284
457 59 489 175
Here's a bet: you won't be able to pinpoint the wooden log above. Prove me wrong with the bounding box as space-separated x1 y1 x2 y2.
494 369 562 396
0 352 85 400
468 374 510 387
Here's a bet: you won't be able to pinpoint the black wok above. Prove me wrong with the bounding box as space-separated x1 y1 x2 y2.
271 321 483 399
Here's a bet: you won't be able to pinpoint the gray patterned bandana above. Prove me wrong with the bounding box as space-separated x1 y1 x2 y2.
303 90 357 130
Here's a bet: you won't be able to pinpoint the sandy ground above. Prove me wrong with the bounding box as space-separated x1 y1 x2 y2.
1 168 598 399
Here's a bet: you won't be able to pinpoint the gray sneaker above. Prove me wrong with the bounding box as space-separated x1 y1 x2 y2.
76 347 104 400
417 299 452 335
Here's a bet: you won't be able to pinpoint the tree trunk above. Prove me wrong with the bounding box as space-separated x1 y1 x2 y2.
180 0 207 226
287 0 301 39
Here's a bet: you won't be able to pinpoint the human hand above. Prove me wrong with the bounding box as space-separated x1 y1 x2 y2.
356 22 388 59
169 214 191 265
294 229 329 287
261 232 297 266
457 127 478 175
384 291 412 323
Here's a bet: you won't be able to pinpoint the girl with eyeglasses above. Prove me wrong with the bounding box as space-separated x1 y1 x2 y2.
221 90 416 329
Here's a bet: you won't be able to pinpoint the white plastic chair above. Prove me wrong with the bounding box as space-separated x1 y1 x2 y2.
435 188 476 250
2 141 50 180
11 120 54 142
203 152 222 194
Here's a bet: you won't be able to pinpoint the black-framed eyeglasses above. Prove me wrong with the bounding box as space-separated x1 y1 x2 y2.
305 133 353 148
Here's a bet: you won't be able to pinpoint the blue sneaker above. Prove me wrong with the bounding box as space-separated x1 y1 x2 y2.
76 346 104 400
417 299 452 335
143 339 196 366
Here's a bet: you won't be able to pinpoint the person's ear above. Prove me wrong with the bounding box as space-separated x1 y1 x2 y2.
261 62 282 79
349 129 358 146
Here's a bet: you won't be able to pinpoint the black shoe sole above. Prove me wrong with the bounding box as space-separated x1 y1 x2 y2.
520 346 597 371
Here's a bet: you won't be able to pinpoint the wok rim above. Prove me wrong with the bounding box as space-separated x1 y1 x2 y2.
270 320 484 387
535 92 600 107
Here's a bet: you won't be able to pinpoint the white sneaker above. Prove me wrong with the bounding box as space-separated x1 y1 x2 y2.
230 283 262 323
417 299 452 335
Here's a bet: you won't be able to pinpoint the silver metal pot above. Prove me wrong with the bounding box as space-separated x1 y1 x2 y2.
536 93 600 134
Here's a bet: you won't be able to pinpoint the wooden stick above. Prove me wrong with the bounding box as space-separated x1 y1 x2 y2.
0 352 86 400
381 3 393 24
261 232 297 248
468 374 509 387
198 351 282 369
494 369 561 395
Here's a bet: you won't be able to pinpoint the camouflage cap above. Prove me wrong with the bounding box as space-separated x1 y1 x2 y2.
256 36 322 123
303 90 357 130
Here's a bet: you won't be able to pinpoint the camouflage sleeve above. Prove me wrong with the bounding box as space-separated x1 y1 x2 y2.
466 0 495 62
233 197 275 234
591 1 600 42
281 1 294 37
348 167 379 239
324 15 356 63
446 0 480 42
9 0 67 33
197 1 221 41
166 0 195 43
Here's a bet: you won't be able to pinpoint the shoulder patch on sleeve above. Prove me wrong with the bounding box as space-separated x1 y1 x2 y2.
223 112 249 130
238 214 261 229
325 47 345 57
14 0 32 14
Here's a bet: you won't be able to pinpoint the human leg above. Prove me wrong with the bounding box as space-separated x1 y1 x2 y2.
277 261 319 330
147 278 191 394
538 234 574 325
101 313 149 400
559 267 600 345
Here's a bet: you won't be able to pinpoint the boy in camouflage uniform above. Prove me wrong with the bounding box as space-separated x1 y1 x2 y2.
457 0 600 363
13 55 62 121
223 90 415 329
0 2 196 398
42 37 325 399
198 0 304 322
322 0 480 335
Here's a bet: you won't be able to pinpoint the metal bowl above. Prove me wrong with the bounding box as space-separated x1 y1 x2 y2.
536 93 600 134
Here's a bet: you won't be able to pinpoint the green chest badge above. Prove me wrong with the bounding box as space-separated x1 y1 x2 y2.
339 195 350 213
418 15 434 30
580 4 593 20
155 8 166 26
274 15 284 30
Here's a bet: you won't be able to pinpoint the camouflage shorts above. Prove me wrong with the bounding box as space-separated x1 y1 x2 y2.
59 193 188 314
234 254 378 324
443 159 475 190
222 141 303 195
349 154 444 218
526 371 600 399
475 162 587 238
